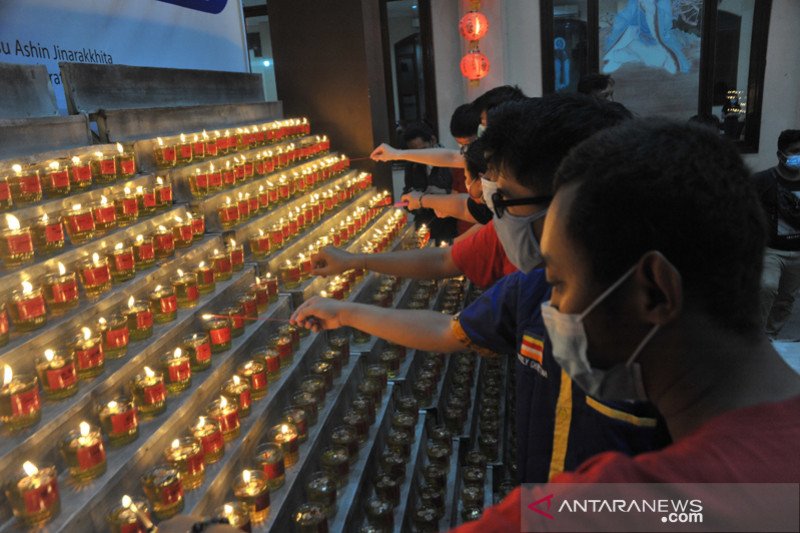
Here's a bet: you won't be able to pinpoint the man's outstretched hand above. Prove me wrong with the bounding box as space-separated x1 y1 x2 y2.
312 246 356 277
370 143 399 162
290 296 349 332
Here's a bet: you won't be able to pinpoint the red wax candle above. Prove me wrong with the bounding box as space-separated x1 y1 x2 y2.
236 196 249 219
189 212 205 238
153 227 175 259
69 156 93 188
218 201 240 229
228 242 244 271
44 262 80 309
249 230 271 258
80 254 112 297
265 274 279 301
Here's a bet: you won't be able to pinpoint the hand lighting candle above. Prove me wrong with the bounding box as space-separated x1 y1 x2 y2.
191 415 224 463
222 375 251 417
33 213 65 255
0 365 41 429
59 421 107 482
255 442 286 490
125 296 154 341
133 234 155 269
195 261 216 294
92 151 117 184
69 156 93 188
172 269 199 308
42 160 71 197
182 332 212 371
210 248 233 281
164 437 204 490
228 239 244 271
140 465 184 520
172 216 193 248
207 395 240 441
107 496 152 533
8 163 42 205
160 347 191 394
234 469 270 523
149 284 177 323
35 349 78 399
108 241 136 282
1 214 34 267
114 187 139 226
5 461 59 527
270 422 299 467
153 225 175 259
10 280 47 331
155 137 177 168
116 143 136 179
80 252 112 298
72 326 105 379
132 366 167 417
98 397 139 446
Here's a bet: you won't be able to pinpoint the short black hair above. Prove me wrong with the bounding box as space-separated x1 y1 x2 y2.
463 137 487 179
577 74 614 95
471 85 526 114
402 122 436 146
778 130 800 153
449 104 481 139
480 93 632 193
555 120 765 334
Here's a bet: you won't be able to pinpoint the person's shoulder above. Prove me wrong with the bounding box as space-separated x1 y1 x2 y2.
752 167 777 184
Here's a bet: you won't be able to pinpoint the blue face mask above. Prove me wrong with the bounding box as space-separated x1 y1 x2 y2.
784 153 800 170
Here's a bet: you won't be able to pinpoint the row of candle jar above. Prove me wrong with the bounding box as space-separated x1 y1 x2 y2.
185 140 335 198
0 144 137 210
153 118 314 168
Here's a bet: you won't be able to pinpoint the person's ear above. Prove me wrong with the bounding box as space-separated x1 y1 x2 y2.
632 251 682 326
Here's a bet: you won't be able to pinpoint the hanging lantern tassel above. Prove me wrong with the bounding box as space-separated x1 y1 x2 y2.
459 11 489 43
461 50 490 86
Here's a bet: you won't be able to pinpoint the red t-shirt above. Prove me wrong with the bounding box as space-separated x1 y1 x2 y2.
451 395 800 532
450 168 473 236
450 221 517 288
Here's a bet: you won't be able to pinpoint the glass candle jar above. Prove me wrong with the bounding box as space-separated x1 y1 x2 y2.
98 397 139 446
114 188 139 227
5 462 59 527
0 214 34 267
92 196 117 233
32 213 65 256
222 306 246 338
310 361 334 392
140 465 184 520
255 442 285 490
131 366 167 417
213 503 251 532
201 314 231 353
191 416 225 464
155 137 177 168
153 225 175 259
306 472 338 517
330 426 358 460
63 203 95 244
124 297 154 341
106 497 151 533
136 185 157 214
292 503 328 533
375 474 401 506
35 349 78 400
228 240 244 271
260 348 281 382
108 242 136 283
178 334 210 373
149 284 178 323
210 249 233 282
319 447 349 484
59 421 107 482
79 253 112 298
379 450 406 482
299 377 326 406
238 293 258 321
69 156 93 189
195 261 216 294
8 164 42 205
279 259 301 289
297 253 312 280
222 375 251 418
164 437 204 490
365 498 394 530
154 176 172 209
269 224 283 250
250 278 270 313
237 360 268 399
271 335 293 368
207 396 240 442
133 234 156 269
115 143 137 179
291 391 319 427
189 168 210 197
352 395 376 425
171 216 193 248
43 261 80 313
234 469 270 524
342 409 369 444
218 198 240 230
282 407 308 442
249 229 271 259
176 134 193 164
96 315 130 359
188 209 205 241
9 281 47 332
160 348 192 394
270 422 299 467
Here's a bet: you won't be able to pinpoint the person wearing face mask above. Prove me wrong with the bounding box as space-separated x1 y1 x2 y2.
293 95 669 486
753 129 800 338
449 120 800 533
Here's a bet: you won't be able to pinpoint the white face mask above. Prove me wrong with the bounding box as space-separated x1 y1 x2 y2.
493 208 547 273
481 178 498 210
540 266 661 402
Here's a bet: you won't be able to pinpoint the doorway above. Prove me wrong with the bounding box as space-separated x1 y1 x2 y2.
382 0 438 145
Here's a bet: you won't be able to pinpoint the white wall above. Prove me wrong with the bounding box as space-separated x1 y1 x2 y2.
431 0 798 166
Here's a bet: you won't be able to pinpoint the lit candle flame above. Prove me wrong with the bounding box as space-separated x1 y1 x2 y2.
198 261 206 268
180 133 187 143
173 347 182 358
100 195 108 205
144 366 155 378
174 216 183 224
11 164 22 174
92 252 101 265
220 395 229 408
79 421 90 437
281 424 289 434
57 261 66 276
258 228 264 236
230 239 236 248
5 214 20 231
154 284 162 292
209 162 215 172
22 461 38 476
82 327 92 341
232 375 240 385
107 400 117 409
171 438 180 449
320 290 328 298
116 143 124 154
225 197 232 206
193 134 199 142
202 130 209 140
242 470 251 483
21 280 33 295
2 365 12 386
201 313 213 320
196 416 206 429
44 349 55 362
157 137 164 146
156 176 164 186
177 268 184 277
115 242 123 251
48 161 60 171
121 495 132 508
71 156 81 165
223 504 233 515
128 295 135 309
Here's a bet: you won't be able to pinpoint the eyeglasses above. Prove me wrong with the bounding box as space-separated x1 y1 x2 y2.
492 191 552 219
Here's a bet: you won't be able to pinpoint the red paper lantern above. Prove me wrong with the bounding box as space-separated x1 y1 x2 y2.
459 11 489 42
460 51 490 81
